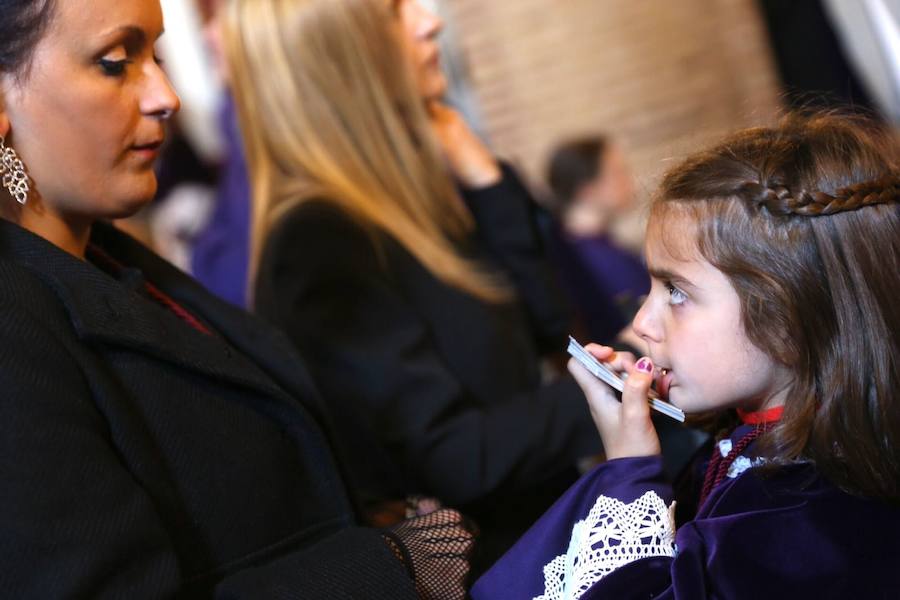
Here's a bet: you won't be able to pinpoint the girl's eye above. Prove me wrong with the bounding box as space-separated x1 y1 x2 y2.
666 283 687 306
98 58 131 77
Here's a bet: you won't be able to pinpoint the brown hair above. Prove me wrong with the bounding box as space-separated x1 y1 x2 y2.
0 0 56 77
651 111 899 502
546 136 609 212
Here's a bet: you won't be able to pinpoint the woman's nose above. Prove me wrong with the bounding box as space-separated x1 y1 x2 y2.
142 61 181 121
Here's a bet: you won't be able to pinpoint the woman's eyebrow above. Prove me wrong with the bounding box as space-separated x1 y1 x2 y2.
100 25 146 45
96 25 165 50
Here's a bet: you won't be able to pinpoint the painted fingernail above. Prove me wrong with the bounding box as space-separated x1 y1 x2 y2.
635 357 653 373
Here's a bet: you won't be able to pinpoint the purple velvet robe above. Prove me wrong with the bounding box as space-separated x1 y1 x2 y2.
473 425 900 599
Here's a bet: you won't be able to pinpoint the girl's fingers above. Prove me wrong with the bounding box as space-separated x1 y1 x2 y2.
584 343 615 362
567 358 620 412
567 357 603 391
584 343 636 373
608 351 637 373
571 353 662 459
622 356 654 422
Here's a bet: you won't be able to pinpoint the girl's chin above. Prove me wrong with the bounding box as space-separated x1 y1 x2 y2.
666 391 711 414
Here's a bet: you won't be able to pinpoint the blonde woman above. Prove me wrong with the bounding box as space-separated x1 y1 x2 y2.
225 0 599 566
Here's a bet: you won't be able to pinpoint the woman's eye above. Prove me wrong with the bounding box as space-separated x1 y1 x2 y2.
98 58 130 76
666 283 687 306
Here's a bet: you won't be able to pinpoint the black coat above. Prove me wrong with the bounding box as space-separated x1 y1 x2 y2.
0 220 416 599
254 168 601 558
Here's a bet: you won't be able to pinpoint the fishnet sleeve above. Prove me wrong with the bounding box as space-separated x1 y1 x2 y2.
381 508 477 600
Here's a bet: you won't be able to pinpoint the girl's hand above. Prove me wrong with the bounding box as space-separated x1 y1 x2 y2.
426 101 502 189
568 344 661 460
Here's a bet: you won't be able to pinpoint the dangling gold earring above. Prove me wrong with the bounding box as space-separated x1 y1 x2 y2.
0 135 30 205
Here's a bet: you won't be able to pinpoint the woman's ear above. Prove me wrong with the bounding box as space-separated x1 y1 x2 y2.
0 86 10 138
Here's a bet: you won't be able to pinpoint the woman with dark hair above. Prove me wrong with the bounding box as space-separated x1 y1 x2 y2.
0 0 473 597
546 137 649 345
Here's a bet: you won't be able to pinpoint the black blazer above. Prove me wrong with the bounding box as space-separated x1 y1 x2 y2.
0 220 416 599
254 168 600 533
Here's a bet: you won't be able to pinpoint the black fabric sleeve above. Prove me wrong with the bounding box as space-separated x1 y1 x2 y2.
0 299 416 599
460 162 573 353
216 528 417 599
254 205 600 508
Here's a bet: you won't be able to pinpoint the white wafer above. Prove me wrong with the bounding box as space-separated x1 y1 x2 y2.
567 337 685 422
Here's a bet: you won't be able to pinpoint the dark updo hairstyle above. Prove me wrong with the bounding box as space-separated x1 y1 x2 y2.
546 136 609 213
0 0 56 76
650 110 899 503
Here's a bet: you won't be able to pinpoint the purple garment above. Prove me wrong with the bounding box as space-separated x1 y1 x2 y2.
567 234 650 304
548 231 649 343
473 427 900 599
190 94 251 308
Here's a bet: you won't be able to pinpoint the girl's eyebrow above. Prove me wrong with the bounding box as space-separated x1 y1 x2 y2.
648 267 697 289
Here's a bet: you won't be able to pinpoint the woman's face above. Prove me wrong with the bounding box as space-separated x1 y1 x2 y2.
596 145 635 212
0 0 179 223
395 0 447 101
578 145 635 214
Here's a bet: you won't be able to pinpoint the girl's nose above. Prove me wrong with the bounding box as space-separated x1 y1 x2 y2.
632 297 662 344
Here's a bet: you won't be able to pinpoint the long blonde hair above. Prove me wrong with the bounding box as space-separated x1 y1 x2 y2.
223 0 508 302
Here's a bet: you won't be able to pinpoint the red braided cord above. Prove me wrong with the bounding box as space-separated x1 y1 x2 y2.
698 427 765 507
700 442 725 504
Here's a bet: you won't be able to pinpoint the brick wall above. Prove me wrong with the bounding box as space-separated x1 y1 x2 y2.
441 0 783 244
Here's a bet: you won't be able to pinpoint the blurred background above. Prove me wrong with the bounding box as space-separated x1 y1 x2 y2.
138 0 899 270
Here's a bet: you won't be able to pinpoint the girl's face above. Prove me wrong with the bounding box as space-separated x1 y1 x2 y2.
395 0 447 101
0 0 179 224
632 212 793 414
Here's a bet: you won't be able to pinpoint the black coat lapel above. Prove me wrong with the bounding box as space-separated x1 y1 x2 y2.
87 222 333 423
0 220 314 413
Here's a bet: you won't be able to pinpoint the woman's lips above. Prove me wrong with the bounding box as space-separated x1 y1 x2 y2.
130 141 163 161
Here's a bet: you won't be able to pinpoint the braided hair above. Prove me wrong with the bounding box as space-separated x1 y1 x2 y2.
649 110 899 503
738 176 899 216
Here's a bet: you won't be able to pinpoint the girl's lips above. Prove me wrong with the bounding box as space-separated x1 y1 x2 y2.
655 368 673 400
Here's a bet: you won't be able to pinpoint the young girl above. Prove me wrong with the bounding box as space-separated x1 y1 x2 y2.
472 111 900 599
